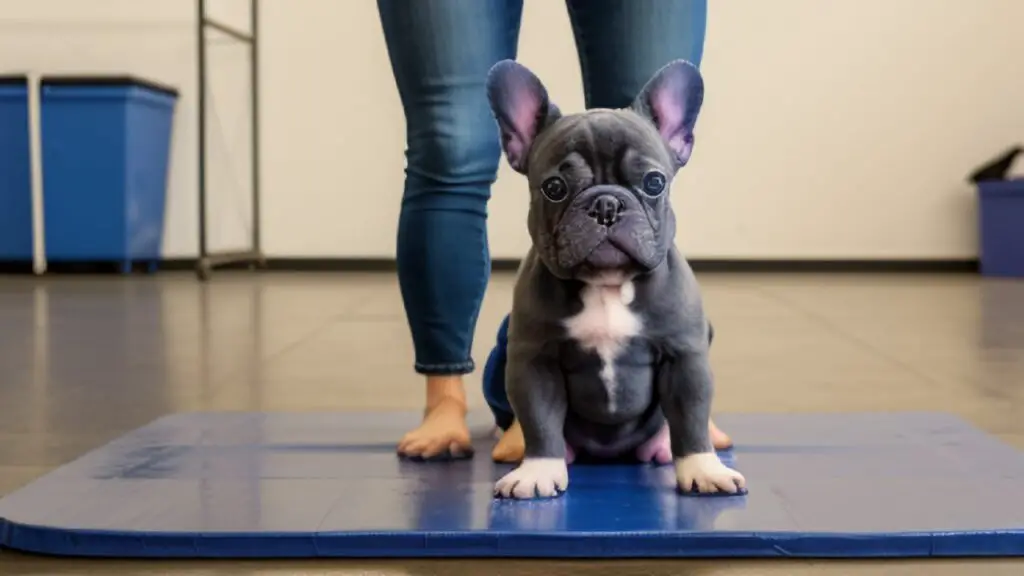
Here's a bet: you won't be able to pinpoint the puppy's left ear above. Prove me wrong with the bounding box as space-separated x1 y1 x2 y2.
487 60 561 174
631 60 704 167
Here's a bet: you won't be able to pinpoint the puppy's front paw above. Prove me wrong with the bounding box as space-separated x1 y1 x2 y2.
675 453 746 495
494 457 568 499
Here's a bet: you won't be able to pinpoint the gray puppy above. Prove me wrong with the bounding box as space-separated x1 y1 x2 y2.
486 59 746 500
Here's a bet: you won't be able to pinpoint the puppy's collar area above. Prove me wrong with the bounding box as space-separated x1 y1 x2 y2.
580 272 636 306
583 270 628 287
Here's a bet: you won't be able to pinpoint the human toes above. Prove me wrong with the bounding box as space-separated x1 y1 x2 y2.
491 420 525 463
397 424 472 460
710 419 733 450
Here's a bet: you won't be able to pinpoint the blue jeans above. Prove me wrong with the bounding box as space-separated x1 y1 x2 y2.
377 1 707 398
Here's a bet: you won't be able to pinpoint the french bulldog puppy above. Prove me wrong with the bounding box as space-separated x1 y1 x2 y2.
486 59 746 500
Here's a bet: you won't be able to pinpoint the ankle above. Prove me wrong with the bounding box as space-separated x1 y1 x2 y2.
425 375 467 412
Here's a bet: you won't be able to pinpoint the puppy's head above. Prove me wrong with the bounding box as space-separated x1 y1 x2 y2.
487 60 704 285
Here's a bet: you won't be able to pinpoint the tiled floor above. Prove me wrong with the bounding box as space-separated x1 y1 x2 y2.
0 270 1022 575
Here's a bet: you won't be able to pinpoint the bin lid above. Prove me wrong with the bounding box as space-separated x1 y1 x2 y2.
40 75 178 98
977 178 1024 198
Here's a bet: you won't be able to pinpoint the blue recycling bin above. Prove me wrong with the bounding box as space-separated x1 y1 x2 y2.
0 76 32 261
40 76 178 270
978 179 1024 278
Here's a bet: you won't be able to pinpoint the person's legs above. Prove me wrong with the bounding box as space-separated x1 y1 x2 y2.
489 0 729 462
377 0 524 459
567 0 730 450
482 314 515 430
565 0 707 111
484 314 526 462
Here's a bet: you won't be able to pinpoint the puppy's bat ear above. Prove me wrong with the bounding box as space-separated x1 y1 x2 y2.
631 60 704 167
487 60 561 174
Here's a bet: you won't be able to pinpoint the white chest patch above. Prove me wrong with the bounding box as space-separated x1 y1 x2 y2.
562 280 643 410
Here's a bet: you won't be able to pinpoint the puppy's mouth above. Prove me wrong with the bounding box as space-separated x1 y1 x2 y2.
586 241 632 270
578 241 635 286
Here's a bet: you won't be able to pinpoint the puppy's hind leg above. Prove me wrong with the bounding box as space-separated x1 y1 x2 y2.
636 424 673 465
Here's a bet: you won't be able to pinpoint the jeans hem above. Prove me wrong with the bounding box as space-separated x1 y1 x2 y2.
415 360 476 376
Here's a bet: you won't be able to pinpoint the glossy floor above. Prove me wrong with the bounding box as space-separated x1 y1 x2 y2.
0 271 1022 574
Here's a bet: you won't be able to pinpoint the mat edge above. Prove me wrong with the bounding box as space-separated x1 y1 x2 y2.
3 519 1024 559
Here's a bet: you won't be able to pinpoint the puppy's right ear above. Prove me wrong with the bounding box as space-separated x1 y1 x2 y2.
487 60 561 174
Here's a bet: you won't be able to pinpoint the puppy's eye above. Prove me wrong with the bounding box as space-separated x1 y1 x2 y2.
540 176 569 202
641 171 667 197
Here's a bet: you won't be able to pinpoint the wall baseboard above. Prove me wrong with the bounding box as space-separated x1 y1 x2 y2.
0 257 979 275
254 258 980 273
684 258 979 273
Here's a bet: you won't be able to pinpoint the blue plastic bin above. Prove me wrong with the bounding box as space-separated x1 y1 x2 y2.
0 76 32 261
978 179 1024 278
40 76 178 269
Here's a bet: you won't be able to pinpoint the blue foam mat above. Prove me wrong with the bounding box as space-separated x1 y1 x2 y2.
1 411 1022 558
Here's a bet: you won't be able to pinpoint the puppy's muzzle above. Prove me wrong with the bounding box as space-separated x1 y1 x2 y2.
552 185 660 274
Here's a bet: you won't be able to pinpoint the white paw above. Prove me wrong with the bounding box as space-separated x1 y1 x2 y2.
494 457 569 499
675 453 746 494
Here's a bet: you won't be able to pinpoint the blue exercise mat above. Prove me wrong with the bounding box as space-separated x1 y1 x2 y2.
1 411 1022 558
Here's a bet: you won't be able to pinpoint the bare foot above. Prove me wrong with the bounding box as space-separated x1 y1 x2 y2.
638 420 732 464
397 376 473 460
492 419 577 464
710 418 733 450
492 419 525 463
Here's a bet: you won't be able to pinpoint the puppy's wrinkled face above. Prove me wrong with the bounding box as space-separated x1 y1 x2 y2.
526 110 676 282
487 60 704 284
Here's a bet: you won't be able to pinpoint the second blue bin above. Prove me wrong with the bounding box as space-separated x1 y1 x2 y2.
0 76 32 261
978 179 1024 278
41 76 178 268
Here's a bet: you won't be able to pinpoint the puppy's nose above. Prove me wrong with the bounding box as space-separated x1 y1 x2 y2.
589 194 624 226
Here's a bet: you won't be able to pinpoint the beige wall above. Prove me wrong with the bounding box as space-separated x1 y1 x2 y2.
2 0 1022 260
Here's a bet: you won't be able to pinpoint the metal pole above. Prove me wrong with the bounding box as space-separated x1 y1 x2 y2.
250 0 261 257
193 0 262 280
196 0 208 262
27 72 47 275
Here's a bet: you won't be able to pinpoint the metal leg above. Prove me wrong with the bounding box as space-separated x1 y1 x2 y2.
197 258 213 282
27 72 47 276
195 0 264 281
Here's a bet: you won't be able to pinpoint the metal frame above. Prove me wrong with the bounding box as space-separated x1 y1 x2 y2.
26 72 46 275
196 0 264 281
